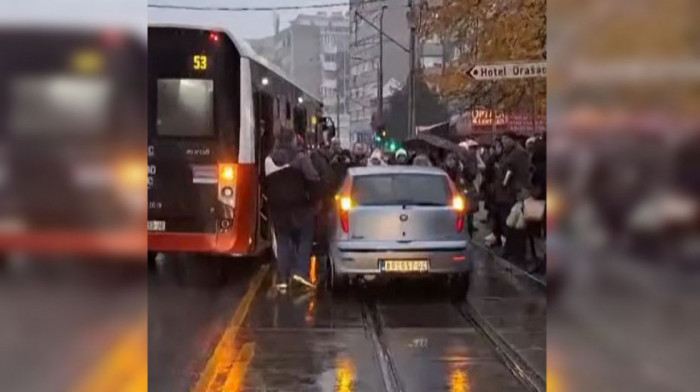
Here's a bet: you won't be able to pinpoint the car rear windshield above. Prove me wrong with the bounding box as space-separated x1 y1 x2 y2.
351 174 450 206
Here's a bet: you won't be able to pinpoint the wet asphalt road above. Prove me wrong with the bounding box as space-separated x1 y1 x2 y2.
148 247 546 392
0 257 146 392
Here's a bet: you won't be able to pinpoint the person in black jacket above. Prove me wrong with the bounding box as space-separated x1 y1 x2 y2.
328 137 353 192
309 143 337 256
264 128 320 291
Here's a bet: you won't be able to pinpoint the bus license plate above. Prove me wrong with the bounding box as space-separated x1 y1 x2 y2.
381 260 429 273
148 220 166 231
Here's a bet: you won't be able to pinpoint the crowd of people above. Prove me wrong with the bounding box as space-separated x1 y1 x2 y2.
263 128 546 292
479 133 546 273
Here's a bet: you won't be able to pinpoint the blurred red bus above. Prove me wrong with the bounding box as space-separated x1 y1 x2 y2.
0 28 146 257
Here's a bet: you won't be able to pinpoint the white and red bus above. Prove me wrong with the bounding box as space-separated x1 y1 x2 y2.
147 24 324 257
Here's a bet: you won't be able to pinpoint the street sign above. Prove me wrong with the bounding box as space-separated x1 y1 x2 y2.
468 62 546 81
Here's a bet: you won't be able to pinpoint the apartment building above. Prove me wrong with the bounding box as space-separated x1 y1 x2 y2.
290 12 351 145
349 0 411 133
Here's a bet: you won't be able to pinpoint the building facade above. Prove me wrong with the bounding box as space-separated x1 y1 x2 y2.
249 23 323 100
290 12 351 146
349 0 411 134
249 12 352 146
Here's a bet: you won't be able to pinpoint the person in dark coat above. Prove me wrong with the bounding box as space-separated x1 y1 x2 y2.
442 152 464 187
482 140 503 242
309 143 338 255
458 145 479 238
350 142 368 167
497 132 531 264
264 128 320 291
530 136 546 201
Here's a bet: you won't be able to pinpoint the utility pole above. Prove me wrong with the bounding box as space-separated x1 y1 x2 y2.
407 0 417 137
377 5 387 121
336 85 341 135
354 8 409 138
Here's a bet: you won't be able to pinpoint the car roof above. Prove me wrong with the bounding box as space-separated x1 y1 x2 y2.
348 165 447 177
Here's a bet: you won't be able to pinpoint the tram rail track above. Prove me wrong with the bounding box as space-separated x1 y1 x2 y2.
456 299 546 392
362 297 404 392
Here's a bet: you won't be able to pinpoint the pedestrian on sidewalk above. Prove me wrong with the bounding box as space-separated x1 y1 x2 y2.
483 140 504 245
264 128 320 291
499 132 531 265
526 135 547 272
393 148 409 165
458 141 479 238
350 142 368 167
367 148 387 166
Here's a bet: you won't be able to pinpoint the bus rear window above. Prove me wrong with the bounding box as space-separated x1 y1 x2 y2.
9 76 110 136
156 78 214 137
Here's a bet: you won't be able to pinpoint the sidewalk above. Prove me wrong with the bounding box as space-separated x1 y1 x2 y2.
464 242 547 388
463 202 547 389
470 201 546 278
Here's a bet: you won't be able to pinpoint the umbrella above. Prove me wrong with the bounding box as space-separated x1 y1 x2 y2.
404 132 461 154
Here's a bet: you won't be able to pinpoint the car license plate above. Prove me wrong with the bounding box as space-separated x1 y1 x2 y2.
147 220 166 231
381 260 429 273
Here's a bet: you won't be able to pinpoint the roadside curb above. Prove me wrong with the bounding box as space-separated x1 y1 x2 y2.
470 239 547 288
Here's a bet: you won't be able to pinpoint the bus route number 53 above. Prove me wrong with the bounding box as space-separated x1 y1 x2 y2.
193 55 207 71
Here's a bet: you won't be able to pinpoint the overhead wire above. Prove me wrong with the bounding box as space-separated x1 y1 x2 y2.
148 0 388 12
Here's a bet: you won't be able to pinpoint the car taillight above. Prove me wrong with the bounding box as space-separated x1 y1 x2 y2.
456 215 465 233
452 195 466 212
218 163 236 208
339 196 352 233
452 195 466 232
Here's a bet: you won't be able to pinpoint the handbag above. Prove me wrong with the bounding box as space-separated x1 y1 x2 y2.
506 201 526 230
523 197 546 222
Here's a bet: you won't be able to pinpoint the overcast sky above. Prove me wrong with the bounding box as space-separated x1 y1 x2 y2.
0 0 145 34
0 0 347 40
149 0 348 40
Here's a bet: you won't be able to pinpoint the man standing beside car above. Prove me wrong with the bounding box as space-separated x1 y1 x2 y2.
264 128 320 291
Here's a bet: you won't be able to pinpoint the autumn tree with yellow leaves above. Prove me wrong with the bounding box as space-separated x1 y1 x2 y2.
419 0 546 114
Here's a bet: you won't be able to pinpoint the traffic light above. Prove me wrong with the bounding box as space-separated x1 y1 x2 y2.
389 140 397 152
375 129 387 145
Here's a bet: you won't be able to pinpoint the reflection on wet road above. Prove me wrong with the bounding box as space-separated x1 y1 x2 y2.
0 259 146 392
148 249 546 392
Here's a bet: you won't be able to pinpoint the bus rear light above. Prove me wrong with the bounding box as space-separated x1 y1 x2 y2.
209 32 220 42
219 164 235 181
218 164 236 207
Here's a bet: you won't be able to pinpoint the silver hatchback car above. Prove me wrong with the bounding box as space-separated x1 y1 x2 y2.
326 166 471 297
